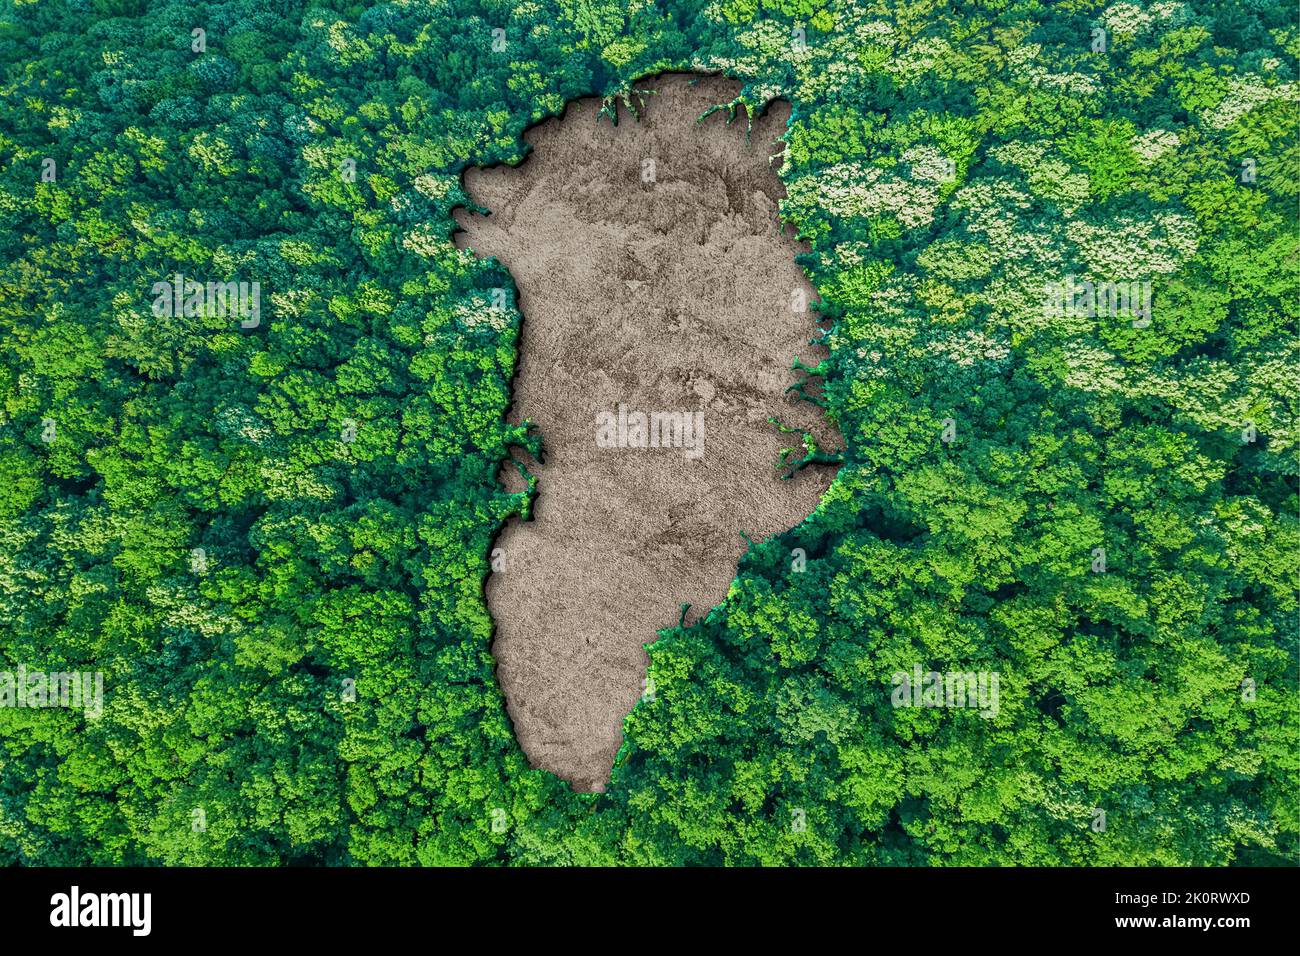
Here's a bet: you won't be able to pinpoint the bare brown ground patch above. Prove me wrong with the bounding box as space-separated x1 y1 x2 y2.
455 73 840 792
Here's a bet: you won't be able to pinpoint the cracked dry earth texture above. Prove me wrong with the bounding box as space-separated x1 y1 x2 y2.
454 73 840 792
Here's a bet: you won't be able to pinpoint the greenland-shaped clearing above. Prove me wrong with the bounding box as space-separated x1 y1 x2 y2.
455 74 840 792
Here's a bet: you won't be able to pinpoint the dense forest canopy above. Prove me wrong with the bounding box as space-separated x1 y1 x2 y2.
0 0 1296 865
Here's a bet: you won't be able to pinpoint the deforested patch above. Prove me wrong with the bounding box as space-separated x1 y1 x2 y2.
455 73 840 793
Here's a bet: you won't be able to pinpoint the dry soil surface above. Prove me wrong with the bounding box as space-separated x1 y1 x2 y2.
454 73 839 792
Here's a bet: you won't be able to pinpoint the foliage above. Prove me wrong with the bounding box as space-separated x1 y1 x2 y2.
0 0 1295 865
